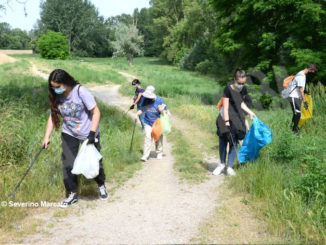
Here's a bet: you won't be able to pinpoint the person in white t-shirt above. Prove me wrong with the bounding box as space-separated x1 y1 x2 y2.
288 64 318 133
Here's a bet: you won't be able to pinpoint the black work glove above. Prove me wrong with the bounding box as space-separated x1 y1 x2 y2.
303 101 309 110
130 104 135 110
223 125 231 140
87 131 96 145
225 125 231 134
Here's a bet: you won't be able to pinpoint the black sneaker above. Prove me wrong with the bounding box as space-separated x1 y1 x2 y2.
60 192 78 208
98 185 109 200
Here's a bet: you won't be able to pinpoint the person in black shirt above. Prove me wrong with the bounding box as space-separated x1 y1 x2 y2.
130 79 145 132
214 69 256 176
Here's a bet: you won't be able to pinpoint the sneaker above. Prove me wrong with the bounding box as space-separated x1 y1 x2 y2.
212 163 225 176
141 156 147 162
60 192 78 208
99 185 109 200
156 153 163 160
227 167 236 176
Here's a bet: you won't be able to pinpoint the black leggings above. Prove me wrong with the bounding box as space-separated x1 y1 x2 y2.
61 133 106 193
288 97 302 133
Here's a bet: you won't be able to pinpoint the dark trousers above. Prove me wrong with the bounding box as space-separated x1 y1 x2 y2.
61 133 106 193
288 97 302 133
219 135 238 168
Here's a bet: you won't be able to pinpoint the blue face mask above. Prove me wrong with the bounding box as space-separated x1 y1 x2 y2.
132 85 137 88
234 82 244 91
54 87 66 94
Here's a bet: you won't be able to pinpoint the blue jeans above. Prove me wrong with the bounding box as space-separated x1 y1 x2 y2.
219 135 238 168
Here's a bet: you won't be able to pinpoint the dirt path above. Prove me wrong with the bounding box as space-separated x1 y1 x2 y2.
0 49 33 55
0 53 17 65
17 65 278 244
20 68 225 244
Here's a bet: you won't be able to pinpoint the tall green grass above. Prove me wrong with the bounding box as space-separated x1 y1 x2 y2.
0 61 142 231
229 83 326 243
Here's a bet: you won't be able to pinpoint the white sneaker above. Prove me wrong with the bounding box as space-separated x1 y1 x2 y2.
156 153 163 160
212 163 225 175
141 157 147 162
98 185 109 200
227 167 236 176
59 192 78 208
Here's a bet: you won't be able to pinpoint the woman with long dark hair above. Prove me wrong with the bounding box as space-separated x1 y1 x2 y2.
42 69 108 208
214 69 256 176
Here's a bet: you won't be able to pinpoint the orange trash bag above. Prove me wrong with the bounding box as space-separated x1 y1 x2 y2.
151 118 162 142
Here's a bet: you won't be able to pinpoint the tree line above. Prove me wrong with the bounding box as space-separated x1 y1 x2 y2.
0 22 31 50
136 0 325 87
0 0 325 87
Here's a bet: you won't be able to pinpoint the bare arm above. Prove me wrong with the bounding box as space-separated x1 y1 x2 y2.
134 93 142 105
42 115 54 148
299 87 305 102
90 106 101 132
223 97 230 126
241 102 256 119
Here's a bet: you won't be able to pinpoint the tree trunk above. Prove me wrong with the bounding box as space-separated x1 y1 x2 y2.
129 53 134 66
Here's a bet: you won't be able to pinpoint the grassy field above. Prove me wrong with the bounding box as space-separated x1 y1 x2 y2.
0 59 143 235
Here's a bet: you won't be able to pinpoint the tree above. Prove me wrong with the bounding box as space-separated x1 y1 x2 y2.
37 31 69 59
106 14 133 26
135 8 156 56
40 0 111 57
112 24 144 65
209 0 326 87
150 0 184 57
0 22 31 49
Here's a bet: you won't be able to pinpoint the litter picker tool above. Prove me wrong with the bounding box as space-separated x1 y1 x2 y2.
228 129 244 171
123 109 131 116
129 121 137 152
7 144 47 200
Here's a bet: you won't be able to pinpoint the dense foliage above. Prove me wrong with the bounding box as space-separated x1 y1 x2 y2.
37 31 70 59
2 0 326 85
39 0 113 57
210 0 326 87
0 22 31 49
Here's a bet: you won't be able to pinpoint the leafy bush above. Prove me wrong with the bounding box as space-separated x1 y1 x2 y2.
37 31 70 59
259 92 273 110
195 59 214 74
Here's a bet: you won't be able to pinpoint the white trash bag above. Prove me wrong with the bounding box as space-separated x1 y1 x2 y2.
72 139 102 179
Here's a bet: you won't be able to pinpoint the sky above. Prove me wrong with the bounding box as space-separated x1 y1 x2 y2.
0 0 150 31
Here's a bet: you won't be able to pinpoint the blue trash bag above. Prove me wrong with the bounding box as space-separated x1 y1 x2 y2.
238 118 273 164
